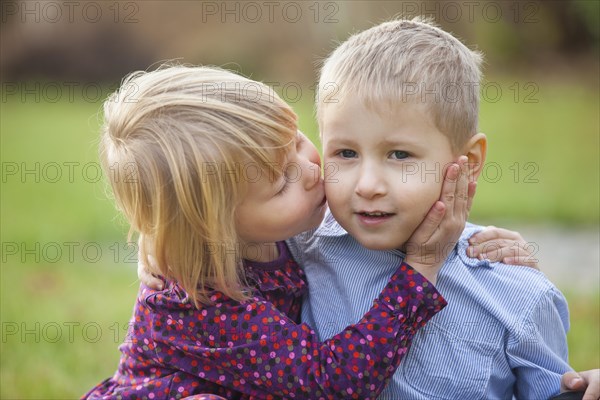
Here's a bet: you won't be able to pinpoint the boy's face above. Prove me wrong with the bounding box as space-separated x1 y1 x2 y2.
321 98 458 250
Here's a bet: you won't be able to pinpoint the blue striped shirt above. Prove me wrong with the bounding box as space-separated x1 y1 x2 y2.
287 209 572 399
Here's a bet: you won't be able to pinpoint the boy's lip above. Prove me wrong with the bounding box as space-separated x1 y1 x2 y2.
354 210 396 226
355 210 395 215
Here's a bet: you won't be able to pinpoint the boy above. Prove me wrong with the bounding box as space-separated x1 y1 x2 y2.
287 18 596 399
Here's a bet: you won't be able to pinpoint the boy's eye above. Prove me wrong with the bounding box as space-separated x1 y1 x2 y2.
339 149 357 158
390 151 409 160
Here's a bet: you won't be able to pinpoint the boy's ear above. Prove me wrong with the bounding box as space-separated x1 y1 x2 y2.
463 133 487 181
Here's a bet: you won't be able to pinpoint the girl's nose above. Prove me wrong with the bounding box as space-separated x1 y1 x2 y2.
297 134 322 190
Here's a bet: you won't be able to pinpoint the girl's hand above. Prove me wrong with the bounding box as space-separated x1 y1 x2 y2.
560 369 600 400
404 156 475 284
467 227 539 269
137 236 164 290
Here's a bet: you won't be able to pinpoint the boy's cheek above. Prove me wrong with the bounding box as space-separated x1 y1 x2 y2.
324 183 349 208
400 175 443 198
397 161 447 184
322 158 338 180
401 185 444 220
323 169 352 194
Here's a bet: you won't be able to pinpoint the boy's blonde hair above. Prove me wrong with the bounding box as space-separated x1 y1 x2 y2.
318 17 483 150
101 65 297 307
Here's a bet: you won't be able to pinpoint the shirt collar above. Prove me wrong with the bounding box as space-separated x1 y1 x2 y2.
314 207 348 237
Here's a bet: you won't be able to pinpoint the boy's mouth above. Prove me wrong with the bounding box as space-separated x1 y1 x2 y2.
357 211 394 217
355 210 395 225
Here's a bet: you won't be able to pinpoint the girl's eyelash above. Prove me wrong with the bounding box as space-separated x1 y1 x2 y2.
276 180 289 195
277 184 289 195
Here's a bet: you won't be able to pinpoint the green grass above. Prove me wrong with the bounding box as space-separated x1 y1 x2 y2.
1 99 123 243
1 78 598 397
1 260 139 398
473 77 599 225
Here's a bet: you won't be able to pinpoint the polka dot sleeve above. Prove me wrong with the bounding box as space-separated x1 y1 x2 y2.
149 260 446 399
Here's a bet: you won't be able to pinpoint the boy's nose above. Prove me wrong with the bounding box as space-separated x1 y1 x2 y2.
355 165 386 199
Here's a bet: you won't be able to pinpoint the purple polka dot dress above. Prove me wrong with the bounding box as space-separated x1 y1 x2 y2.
83 242 445 399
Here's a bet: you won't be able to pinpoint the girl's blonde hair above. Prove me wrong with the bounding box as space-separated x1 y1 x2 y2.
318 17 483 150
101 65 297 307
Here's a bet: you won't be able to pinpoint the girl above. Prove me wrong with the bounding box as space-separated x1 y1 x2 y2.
84 65 469 399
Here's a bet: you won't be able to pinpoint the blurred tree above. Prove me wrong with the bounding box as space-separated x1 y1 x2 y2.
0 1 597 83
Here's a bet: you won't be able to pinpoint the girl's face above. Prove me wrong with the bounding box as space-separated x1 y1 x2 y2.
235 131 326 249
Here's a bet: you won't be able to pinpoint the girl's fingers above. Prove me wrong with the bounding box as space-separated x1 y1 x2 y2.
468 238 527 256
466 181 477 212
503 256 539 269
440 163 459 217
454 156 469 217
468 243 540 269
468 226 523 245
467 239 535 261
479 245 535 263
408 201 446 245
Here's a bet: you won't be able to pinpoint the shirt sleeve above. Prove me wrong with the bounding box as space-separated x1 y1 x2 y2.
150 262 446 399
506 286 572 399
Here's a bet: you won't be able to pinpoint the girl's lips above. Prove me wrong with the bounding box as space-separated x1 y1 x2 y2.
319 194 327 207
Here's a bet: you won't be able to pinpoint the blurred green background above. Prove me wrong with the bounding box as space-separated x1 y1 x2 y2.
1 1 598 398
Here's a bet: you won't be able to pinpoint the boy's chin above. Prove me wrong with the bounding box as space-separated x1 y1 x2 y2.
354 235 406 252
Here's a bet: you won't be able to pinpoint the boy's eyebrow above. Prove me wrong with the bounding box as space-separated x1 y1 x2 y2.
377 137 422 148
324 136 357 147
326 135 423 149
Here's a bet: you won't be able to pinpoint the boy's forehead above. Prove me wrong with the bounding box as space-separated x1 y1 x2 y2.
319 96 431 128
318 97 458 152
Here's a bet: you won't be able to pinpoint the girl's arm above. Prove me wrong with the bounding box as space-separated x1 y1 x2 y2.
147 260 444 399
